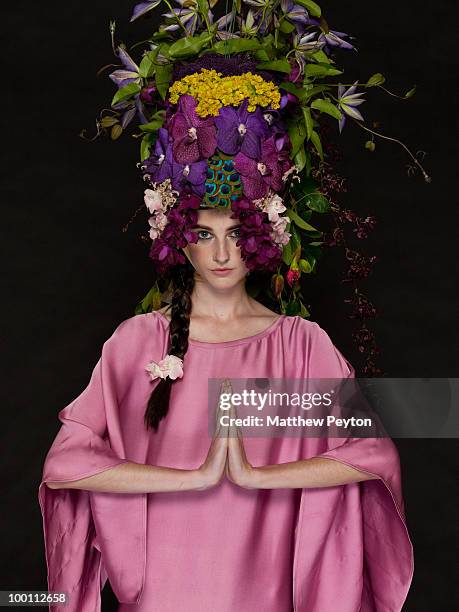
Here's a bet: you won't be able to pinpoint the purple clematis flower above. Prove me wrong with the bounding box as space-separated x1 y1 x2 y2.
337 81 366 133
215 99 269 159
171 95 217 164
108 47 141 89
109 46 149 126
280 0 309 34
130 0 162 22
234 136 289 200
162 0 213 36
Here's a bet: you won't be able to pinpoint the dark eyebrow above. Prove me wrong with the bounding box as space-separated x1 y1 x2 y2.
192 224 241 231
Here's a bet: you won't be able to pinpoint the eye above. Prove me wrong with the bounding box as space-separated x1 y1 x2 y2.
229 228 241 239
197 230 212 240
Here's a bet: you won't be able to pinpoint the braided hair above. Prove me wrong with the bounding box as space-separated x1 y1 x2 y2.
144 260 196 431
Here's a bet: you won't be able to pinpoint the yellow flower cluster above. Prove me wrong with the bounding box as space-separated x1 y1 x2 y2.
168 69 281 116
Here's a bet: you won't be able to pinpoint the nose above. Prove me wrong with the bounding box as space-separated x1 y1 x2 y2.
212 236 231 265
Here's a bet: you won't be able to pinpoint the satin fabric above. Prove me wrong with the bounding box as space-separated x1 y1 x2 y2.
38 312 414 611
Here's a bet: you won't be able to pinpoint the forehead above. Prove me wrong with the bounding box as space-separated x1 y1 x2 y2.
195 208 236 227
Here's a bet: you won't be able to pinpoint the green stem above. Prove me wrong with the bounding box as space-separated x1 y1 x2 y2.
162 0 188 35
349 117 432 183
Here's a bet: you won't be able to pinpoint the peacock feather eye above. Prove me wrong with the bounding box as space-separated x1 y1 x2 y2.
202 152 242 209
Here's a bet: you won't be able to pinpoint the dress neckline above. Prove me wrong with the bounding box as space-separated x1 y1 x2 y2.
154 311 286 348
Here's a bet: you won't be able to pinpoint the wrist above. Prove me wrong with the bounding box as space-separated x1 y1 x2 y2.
190 468 218 491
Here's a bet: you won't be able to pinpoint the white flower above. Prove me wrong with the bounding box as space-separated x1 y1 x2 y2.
145 354 184 381
264 193 286 222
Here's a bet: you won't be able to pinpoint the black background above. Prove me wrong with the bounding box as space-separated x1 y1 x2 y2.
3 1 459 610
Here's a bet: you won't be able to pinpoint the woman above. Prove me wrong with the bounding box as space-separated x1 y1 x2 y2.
39 62 413 612
40 208 413 612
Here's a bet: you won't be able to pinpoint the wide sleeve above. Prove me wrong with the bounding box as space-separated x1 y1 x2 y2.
38 327 132 612
294 323 414 612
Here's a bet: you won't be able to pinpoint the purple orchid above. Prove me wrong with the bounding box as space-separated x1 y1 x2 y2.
234 136 290 200
215 99 269 159
143 126 207 195
337 81 366 133
171 158 208 196
171 95 217 164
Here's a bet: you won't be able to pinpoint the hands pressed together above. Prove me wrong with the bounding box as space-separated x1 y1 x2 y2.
198 379 258 491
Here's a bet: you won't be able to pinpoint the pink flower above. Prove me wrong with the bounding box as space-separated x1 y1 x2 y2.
270 216 291 245
148 211 168 240
286 269 300 286
144 188 164 213
145 354 184 381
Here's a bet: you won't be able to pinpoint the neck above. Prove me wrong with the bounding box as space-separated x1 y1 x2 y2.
189 277 255 321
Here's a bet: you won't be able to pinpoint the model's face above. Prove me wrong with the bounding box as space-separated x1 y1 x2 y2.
183 208 249 287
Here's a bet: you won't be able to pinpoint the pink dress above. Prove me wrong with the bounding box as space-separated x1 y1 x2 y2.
39 312 414 612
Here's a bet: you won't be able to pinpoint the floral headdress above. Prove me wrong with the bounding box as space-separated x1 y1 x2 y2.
85 0 430 376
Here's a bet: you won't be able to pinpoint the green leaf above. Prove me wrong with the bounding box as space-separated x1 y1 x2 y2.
310 49 331 64
279 81 307 101
294 145 307 172
139 119 164 132
294 0 321 17
254 48 270 61
279 19 295 34
310 98 343 121
155 63 173 100
366 72 385 87
136 284 162 314
168 32 213 59
310 129 323 161
302 106 313 140
302 84 332 103
285 299 301 316
256 58 291 73
282 238 293 266
304 63 342 78
299 301 310 317
138 48 160 78
287 119 307 157
303 192 330 213
140 133 156 160
212 38 263 54
405 85 417 98
287 208 319 232
111 82 141 107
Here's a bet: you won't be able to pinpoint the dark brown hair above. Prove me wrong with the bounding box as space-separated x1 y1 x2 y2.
144 260 196 431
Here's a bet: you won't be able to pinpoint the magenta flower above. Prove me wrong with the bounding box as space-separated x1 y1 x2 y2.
234 136 289 200
230 198 283 271
170 95 217 164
